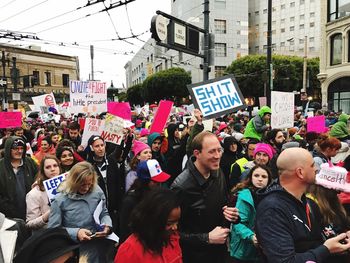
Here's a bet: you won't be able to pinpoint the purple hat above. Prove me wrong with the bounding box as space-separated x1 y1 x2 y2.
253 143 273 160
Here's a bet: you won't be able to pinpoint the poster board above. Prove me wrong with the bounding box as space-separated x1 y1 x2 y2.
271 91 294 129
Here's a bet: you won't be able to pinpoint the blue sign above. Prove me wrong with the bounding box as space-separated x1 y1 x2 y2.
187 75 246 119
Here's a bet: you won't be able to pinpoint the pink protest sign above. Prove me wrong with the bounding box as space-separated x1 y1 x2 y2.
0 112 22 128
150 100 174 134
307 115 326 133
107 102 131 121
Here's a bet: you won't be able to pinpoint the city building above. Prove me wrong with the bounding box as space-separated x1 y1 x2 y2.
0 44 79 107
248 0 321 58
318 0 350 113
124 0 249 87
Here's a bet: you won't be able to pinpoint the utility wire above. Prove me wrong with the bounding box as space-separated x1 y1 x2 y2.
0 0 17 9
0 0 49 24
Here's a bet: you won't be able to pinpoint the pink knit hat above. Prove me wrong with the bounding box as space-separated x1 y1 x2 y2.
132 140 151 156
253 143 273 160
140 128 149 137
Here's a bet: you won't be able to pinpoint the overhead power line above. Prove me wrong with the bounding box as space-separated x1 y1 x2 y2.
0 0 17 9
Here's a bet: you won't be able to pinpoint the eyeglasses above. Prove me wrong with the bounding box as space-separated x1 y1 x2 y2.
11 147 24 152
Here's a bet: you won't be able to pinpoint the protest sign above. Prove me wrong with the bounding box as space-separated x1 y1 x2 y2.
316 162 350 193
101 113 125 145
150 100 173 133
69 80 107 114
81 118 105 148
107 102 131 121
271 91 294 129
307 115 326 133
44 173 68 203
203 119 214 132
187 75 246 119
32 93 57 113
26 143 33 156
0 112 22 128
259 97 267 107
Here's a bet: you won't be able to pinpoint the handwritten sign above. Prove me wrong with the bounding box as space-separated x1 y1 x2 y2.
44 173 68 203
150 100 173 133
271 91 294 129
32 93 57 113
187 75 246 119
0 112 22 128
316 163 350 193
81 118 105 148
101 113 125 145
69 80 107 114
107 102 131 121
307 115 326 133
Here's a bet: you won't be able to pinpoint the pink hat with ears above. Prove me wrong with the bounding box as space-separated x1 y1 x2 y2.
132 140 151 156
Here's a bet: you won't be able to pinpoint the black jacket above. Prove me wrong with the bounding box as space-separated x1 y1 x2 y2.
256 181 330 263
170 156 229 263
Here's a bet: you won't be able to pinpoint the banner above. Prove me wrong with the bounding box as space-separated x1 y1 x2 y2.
81 118 105 148
307 115 326 133
0 112 22 128
44 173 68 203
107 102 131 121
69 80 107 114
150 100 173 133
32 93 57 113
271 91 294 129
316 163 350 193
101 113 125 145
187 74 246 119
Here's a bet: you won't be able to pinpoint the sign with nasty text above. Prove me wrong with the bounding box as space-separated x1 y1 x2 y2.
271 91 294 129
69 80 107 114
101 113 125 145
187 75 246 119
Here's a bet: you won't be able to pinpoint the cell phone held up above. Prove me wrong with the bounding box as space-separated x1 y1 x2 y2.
222 192 239 228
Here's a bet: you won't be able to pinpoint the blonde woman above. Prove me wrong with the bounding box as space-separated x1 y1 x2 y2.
48 161 114 263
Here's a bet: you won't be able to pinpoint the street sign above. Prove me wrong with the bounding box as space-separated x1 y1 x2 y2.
12 93 21 101
0 79 6 86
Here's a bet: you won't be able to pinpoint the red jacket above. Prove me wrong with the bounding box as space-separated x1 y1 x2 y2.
114 233 182 263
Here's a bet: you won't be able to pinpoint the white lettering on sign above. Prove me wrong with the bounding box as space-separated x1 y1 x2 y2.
271 91 294 129
174 23 186 46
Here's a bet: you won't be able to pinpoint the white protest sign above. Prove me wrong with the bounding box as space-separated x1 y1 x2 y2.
101 113 125 145
316 163 350 193
271 91 294 129
43 173 68 203
70 80 107 114
26 143 33 156
203 119 214 132
81 118 105 148
187 75 246 119
32 93 57 113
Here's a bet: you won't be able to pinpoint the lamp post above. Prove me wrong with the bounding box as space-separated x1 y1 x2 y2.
107 80 118 102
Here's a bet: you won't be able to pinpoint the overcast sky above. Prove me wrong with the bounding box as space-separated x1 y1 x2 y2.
0 0 171 88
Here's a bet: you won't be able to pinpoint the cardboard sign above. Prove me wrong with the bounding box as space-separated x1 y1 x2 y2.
271 91 294 129
107 102 131 121
0 112 22 128
101 113 125 145
32 93 57 113
150 100 173 133
259 97 267 107
307 115 326 133
187 75 246 119
81 118 105 148
44 173 68 203
69 80 107 114
316 163 350 193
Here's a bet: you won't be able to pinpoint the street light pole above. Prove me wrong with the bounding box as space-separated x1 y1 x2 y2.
302 35 308 93
1 51 8 110
266 0 273 106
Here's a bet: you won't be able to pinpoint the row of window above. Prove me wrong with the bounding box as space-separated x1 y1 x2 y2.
328 0 350 21
10 70 69 87
253 0 315 16
214 19 248 34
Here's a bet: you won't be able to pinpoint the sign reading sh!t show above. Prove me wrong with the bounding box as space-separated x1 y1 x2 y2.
187 75 246 119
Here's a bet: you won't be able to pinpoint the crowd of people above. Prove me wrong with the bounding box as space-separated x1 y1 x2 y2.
0 104 350 263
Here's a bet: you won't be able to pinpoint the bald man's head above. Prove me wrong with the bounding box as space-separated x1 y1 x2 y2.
277 148 316 184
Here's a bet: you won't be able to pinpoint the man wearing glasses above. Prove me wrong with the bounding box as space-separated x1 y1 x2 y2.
0 137 38 220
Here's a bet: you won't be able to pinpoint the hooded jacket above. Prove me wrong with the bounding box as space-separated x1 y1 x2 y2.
220 136 244 181
243 106 271 140
329 114 350 139
0 136 38 219
148 132 167 170
255 181 330 263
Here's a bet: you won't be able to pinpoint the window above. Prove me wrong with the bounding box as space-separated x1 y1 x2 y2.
290 2 295 7
237 30 241 35
290 16 295 22
309 37 315 42
272 21 276 26
272 7 277 11
215 66 226 78
299 38 304 44
281 41 285 47
272 30 276 34
236 44 241 49
214 0 226 9
214 19 227 34
330 33 342 65
281 28 285 33
328 0 350 21
255 46 259 52
310 12 315 17
300 24 304 29
300 14 305 20
32 70 40 85
281 18 285 23
300 0 305 5
236 21 241 25
44 71 51 86
281 4 286 9
255 11 259 15
290 26 295 31
62 74 69 87
215 43 227 57
263 8 267 14
309 47 316 52
310 22 315 27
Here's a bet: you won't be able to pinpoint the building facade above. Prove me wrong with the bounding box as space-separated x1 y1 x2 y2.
248 0 321 58
0 44 79 107
124 0 249 87
318 0 350 113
